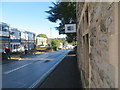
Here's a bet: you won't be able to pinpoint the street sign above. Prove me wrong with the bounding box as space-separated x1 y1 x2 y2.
65 24 76 33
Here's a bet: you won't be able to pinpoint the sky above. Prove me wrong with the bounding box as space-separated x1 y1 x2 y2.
1 2 66 38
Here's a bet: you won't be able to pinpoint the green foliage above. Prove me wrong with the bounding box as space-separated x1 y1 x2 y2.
66 33 76 43
37 34 48 38
51 39 60 51
46 2 76 23
46 2 76 43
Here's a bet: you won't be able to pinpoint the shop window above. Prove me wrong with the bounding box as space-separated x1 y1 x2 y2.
11 44 12 49
14 45 15 49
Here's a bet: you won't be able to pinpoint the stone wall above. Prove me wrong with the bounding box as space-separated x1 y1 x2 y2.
76 2 119 88
118 2 120 89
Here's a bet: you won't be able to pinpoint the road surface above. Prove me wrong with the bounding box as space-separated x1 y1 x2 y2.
2 49 71 88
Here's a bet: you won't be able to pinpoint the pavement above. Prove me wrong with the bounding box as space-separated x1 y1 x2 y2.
39 51 83 88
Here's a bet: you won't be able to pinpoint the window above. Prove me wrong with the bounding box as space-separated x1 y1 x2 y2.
11 32 14 35
0 25 2 31
14 45 15 49
2 26 9 31
11 44 12 49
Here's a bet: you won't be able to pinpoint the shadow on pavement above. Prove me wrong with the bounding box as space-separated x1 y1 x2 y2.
2 59 18 64
38 51 83 88
44 60 51 63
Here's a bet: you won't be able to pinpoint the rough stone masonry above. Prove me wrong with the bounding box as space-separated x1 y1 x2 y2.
76 2 119 88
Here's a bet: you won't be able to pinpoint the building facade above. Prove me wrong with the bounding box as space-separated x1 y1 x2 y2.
76 2 119 88
27 31 36 50
10 28 21 52
0 22 10 53
36 37 47 47
0 22 36 53
20 30 26 52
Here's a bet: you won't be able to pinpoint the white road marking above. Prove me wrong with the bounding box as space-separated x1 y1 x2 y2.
4 63 32 74
29 51 70 88
3 50 70 76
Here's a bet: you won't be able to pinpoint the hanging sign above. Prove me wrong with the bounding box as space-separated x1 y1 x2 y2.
65 24 76 33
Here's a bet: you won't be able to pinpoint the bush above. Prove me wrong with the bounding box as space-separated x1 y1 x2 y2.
51 39 60 51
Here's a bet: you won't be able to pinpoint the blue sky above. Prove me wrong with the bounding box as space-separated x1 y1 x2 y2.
1 2 66 38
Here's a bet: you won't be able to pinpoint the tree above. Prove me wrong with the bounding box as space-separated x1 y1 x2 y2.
51 39 60 51
37 34 48 38
46 2 76 43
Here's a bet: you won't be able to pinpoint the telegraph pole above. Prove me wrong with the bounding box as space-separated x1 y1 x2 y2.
50 28 52 38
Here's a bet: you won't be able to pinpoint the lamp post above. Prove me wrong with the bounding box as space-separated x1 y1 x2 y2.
50 28 52 38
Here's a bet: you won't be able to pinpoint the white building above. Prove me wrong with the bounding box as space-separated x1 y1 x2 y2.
20 30 26 51
20 31 36 51
10 28 21 52
36 37 47 47
59 43 63 49
0 22 10 53
0 22 36 53
27 31 36 50
24 31 35 50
